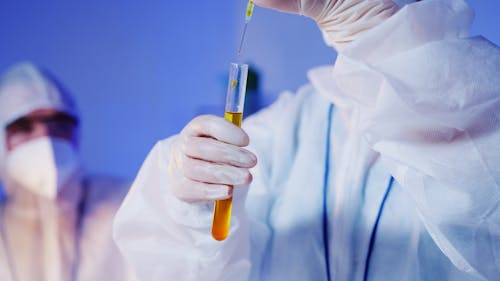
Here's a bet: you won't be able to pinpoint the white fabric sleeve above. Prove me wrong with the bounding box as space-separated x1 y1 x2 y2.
112 92 296 281
320 0 499 279
112 138 251 281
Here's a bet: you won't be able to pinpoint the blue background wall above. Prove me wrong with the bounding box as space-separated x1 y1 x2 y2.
0 0 498 180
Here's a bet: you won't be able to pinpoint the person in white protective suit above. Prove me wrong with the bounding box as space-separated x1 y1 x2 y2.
0 62 137 281
113 0 500 280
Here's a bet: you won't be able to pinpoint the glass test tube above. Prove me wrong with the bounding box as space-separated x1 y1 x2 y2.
211 62 249 241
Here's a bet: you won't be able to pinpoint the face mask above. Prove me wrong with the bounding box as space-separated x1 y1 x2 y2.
4 137 80 199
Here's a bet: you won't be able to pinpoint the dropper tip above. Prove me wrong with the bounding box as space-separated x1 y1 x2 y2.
237 23 248 58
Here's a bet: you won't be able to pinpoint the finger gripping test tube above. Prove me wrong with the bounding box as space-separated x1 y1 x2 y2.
211 63 249 241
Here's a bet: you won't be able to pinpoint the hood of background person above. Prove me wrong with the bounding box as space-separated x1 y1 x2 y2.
0 62 80 189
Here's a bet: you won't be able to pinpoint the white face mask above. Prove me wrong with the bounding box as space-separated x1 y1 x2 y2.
4 137 80 199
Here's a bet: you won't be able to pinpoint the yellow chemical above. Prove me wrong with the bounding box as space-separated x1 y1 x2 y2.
211 111 243 241
224 111 243 127
246 1 255 20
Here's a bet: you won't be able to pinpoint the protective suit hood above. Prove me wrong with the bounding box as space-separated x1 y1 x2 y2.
0 62 79 185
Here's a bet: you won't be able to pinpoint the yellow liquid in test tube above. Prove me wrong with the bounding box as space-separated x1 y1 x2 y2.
212 112 243 241
212 62 247 241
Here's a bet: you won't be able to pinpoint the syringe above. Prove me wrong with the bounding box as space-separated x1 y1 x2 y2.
237 1 255 57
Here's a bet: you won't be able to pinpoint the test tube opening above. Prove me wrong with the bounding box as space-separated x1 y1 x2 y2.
225 63 248 114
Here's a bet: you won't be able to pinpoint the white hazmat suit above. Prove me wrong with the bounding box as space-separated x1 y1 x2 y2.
0 63 137 281
114 0 500 280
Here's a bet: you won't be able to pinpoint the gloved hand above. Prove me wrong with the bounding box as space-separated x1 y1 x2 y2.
168 115 257 204
252 0 399 50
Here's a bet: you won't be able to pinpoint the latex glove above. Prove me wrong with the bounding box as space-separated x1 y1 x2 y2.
252 0 399 50
168 115 257 204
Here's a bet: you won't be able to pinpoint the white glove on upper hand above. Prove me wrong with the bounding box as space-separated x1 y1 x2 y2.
168 115 257 204
252 0 399 50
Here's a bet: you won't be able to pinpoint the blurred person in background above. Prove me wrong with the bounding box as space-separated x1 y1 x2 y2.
0 62 137 281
